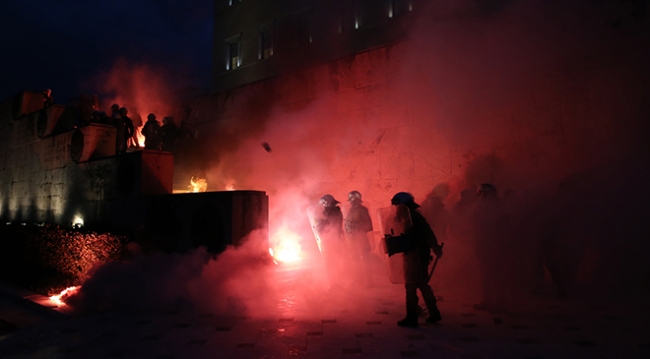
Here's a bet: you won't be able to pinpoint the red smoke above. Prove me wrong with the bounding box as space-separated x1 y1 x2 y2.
93 59 178 133
65 0 650 316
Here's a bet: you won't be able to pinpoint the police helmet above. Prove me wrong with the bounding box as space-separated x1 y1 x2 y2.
348 190 362 202
391 192 415 206
476 183 497 197
319 194 340 207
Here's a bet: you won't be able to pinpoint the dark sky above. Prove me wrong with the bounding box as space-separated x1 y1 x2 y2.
0 0 213 103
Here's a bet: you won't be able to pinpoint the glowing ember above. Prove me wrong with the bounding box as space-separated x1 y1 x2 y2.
189 177 207 193
269 226 302 263
49 286 79 306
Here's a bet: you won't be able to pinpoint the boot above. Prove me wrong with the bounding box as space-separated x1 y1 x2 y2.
401 284 420 327
397 316 418 327
426 308 442 324
420 285 441 323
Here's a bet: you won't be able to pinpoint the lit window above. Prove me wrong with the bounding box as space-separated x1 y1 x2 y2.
226 38 241 70
259 27 273 60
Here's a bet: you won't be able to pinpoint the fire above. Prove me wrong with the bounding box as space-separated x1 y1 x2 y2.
135 127 145 148
225 178 236 191
49 286 79 306
189 177 207 192
269 226 302 263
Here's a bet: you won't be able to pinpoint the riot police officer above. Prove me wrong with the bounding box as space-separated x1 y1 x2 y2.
313 194 345 286
391 192 443 327
471 183 509 312
344 190 374 286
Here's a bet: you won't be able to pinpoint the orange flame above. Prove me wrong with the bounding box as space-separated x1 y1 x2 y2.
135 127 145 148
189 177 207 193
269 226 302 263
225 178 236 191
49 286 79 306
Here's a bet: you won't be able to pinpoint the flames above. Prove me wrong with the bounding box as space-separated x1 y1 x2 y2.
49 286 79 306
189 177 207 193
225 178 236 191
269 226 303 264
135 127 145 148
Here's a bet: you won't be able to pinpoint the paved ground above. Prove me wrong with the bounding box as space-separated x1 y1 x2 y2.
0 264 649 359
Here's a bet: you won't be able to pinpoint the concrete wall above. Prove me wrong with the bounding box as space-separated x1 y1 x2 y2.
0 102 174 228
0 96 268 255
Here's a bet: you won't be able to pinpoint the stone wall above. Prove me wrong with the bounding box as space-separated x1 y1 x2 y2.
187 18 649 213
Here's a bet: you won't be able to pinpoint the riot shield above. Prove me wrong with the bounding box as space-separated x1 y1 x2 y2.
376 205 413 284
306 205 324 255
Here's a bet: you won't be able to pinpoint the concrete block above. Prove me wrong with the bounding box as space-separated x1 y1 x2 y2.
140 150 174 195
36 104 65 139
15 91 45 118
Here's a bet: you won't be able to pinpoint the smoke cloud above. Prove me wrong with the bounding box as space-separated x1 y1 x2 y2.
66 230 279 316
194 0 650 304
66 0 650 316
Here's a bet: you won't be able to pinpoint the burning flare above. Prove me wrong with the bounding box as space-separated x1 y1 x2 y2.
49 286 79 306
189 177 207 193
269 226 303 264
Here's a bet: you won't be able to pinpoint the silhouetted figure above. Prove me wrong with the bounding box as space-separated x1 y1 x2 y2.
115 107 134 155
160 116 179 152
471 183 509 313
177 117 194 142
89 111 101 124
422 194 451 243
110 103 120 119
344 190 374 286
97 111 111 125
43 89 53 107
312 194 345 287
450 189 476 243
142 113 162 150
79 94 94 125
113 111 126 155
129 107 142 148
391 192 443 327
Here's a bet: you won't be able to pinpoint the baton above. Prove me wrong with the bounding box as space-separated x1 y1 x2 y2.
428 243 444 281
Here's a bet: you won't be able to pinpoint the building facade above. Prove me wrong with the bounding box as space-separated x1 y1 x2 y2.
212 0 418 92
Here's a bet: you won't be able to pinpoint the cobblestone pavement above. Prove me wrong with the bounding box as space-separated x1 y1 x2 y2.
0 266 649 359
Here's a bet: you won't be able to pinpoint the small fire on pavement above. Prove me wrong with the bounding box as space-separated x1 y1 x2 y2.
269 226 303 264
49 286 79 306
